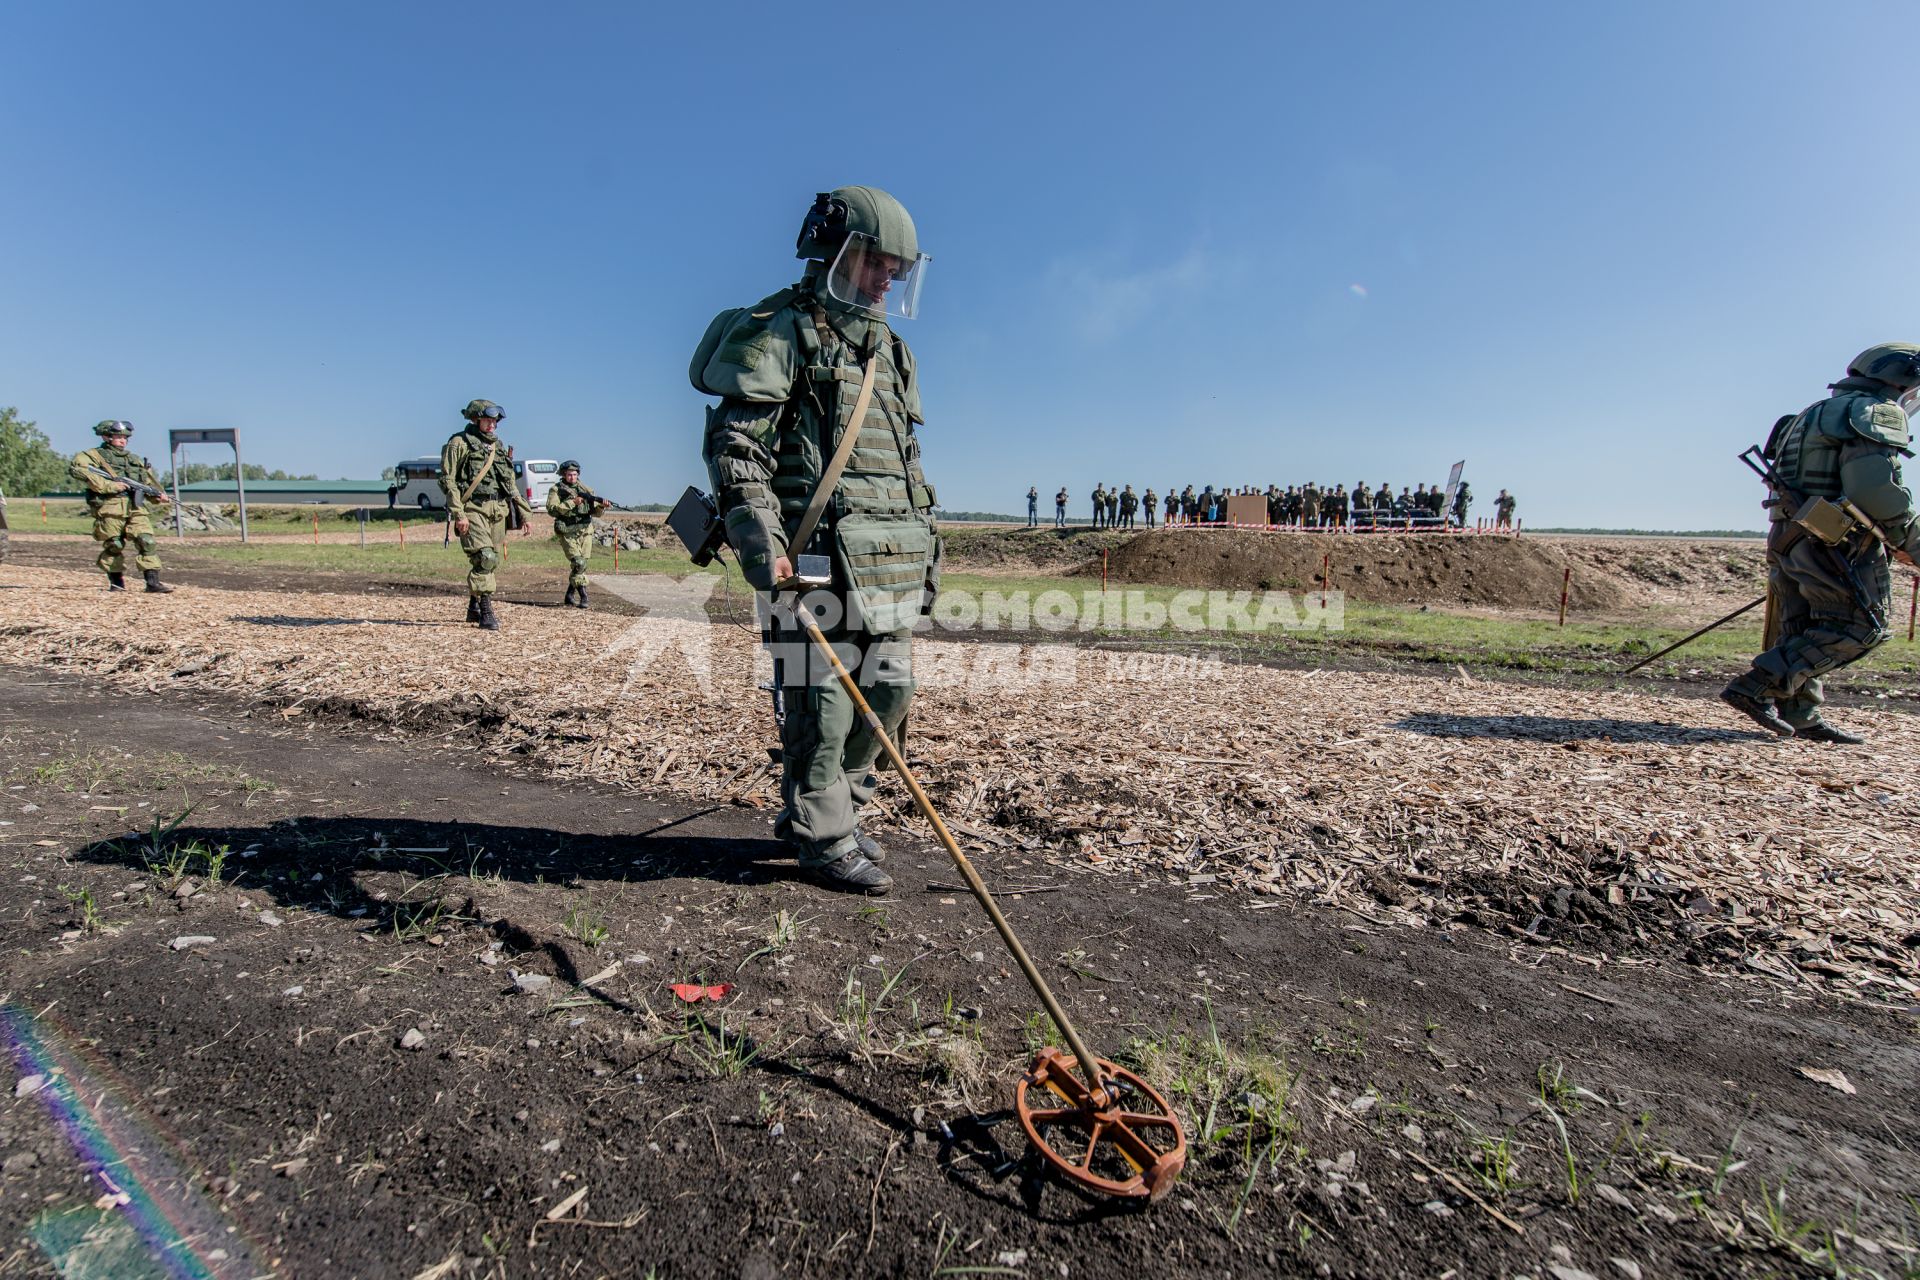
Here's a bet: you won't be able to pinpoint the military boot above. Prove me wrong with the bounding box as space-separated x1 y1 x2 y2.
562 586 578 607
807 851 892 895
853 831 888 864
466 595 481 624
476 595 500 631
1719 683 1793 738
1793 720 1866 745
573 584 589 609
142 571 173 594
106 573 126 592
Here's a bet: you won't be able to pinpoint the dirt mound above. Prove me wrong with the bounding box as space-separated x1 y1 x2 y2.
939 525 1130 572
1556 537 1766 604
1104 530 1635 609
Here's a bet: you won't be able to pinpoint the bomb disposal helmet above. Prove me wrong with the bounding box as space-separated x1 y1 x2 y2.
1847 344 1920 391
797 186 929 320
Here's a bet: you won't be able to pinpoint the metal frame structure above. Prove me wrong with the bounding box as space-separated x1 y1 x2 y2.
167 428 248 542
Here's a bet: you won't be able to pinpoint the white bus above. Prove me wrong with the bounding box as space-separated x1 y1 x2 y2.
387 457 444 510
516 458 561 509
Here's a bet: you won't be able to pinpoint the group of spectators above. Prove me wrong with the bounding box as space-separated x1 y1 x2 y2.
1028 482 1517 531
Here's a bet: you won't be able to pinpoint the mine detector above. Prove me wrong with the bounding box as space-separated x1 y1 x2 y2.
669 487 1187 1202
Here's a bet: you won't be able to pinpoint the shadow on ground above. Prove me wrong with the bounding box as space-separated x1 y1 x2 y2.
1393 713 1767 745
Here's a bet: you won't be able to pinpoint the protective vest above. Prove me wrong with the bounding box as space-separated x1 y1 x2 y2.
72 445 156 504
1771 391 1898 500
549 481 598 534
695 287 936 632
444 429 513 503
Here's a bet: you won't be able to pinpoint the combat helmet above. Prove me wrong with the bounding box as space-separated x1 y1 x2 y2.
94 420 133 437
795 186 918 265
1846 344 1920 391
462 399 505 422
559 460 581 474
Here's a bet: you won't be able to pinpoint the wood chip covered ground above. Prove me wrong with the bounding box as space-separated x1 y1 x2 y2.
3 564 1914 1002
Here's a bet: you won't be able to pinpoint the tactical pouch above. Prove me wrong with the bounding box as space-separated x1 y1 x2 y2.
834 514 934 634
1792 496 1855 546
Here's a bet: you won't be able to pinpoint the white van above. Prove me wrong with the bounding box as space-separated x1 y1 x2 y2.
388 457 444 510
516 458 561 509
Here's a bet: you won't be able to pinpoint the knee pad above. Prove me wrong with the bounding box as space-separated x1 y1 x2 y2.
133 534 158 557
475 548 500 573
101 535 125 553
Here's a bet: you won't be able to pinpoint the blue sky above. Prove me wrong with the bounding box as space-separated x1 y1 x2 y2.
3 1 1915 528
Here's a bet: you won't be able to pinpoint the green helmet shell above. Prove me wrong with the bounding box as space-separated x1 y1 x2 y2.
795 185 918 264
559 460 581 473
463 399 504 422
94 420 133 437
1847 343 1920 391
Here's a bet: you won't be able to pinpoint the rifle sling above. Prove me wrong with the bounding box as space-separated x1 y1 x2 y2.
458 441 500 508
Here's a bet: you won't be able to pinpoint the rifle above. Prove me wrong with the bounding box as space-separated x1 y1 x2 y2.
77 464 167 510
1738 445 1889 629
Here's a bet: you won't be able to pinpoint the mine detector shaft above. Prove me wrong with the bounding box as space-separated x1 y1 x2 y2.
667 484 1187 1201
1622 443 1902 676
765 576 1188 1201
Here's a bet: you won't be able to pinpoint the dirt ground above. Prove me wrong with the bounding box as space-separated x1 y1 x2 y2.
0 669 1916 1279
1099 531 1770 614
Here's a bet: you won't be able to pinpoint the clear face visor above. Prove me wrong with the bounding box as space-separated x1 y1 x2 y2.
1901 386 1920 418
825 232 929 320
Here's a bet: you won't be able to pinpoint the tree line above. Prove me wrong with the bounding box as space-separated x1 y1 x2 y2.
0 407 318 494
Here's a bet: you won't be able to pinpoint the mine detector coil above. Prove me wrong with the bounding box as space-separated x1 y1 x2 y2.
665 490 1188 1203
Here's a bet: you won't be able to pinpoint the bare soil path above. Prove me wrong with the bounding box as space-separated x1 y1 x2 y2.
0 669 1914 1278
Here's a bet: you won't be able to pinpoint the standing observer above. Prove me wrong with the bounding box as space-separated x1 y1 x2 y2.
440 399 533 631
69 420 172 593
696 186 938 894
1722 344 1920 744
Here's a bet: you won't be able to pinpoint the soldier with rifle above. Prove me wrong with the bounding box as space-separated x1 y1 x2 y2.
1722 343 1920 743
547 460 609 608
440 399 534 630
69 420 173 593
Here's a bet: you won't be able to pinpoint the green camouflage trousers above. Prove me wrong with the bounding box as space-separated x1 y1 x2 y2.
774 614 915 867
91 500 162 574
555 527 591 588
457 498 510 595
1732 531 1890 725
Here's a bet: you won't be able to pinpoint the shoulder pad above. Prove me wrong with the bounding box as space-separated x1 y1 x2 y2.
1853 399 1912 449
690 294 801 401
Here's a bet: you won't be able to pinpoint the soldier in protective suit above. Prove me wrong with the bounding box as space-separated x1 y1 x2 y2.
69 421 172 593
696 186 939 894
440 399 534 630
1723 344 1920 743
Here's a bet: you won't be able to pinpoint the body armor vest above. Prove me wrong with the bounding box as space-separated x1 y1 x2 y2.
1773 395 1862 501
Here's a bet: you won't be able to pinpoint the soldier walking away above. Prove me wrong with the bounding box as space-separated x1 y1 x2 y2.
1119 484 1138 529
441 399 533 629
1450 479 1472 527
1301 483 1321 528
1026 485 1039 528
1722 343 1920 744
1495 488 1517 531
1054 486 1068 528
69 421 173 593
1143 487 1157 528
696 185 939 894
547 460 608 607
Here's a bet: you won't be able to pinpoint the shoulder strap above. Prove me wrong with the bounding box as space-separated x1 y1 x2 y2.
786 349 878 556
459 441 499 504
